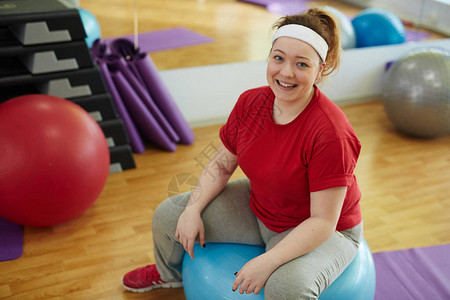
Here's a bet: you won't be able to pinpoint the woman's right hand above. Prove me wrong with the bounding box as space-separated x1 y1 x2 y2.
175 206 205 259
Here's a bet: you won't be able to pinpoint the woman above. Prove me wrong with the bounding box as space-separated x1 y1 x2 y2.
123 8 363 299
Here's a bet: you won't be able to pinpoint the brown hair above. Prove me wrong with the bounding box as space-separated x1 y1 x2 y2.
272 8 341 79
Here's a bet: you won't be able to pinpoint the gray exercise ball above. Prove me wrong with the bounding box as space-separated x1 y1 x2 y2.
383 47 450 138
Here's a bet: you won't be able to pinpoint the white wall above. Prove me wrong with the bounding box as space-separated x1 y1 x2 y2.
318 38 450 103
160 38 450 127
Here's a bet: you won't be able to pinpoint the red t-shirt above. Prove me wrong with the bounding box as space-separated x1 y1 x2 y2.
220 86 362 232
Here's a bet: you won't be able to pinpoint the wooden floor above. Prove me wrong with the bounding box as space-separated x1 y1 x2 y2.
1 101 449 300
1 0 449 299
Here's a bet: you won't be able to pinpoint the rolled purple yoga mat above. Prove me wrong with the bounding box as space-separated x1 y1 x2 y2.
91 39 109 63
110 39 180 143
112 70 177 152
135 53 195 145
98 58 145 153
115 56 180 143
91 40 145 153
125 58 146 89
111 38 194 144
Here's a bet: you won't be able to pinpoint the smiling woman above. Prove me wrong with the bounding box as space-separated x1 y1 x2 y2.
267 9 341 124
123 7 366 300
267 39 322 124
1 1 448 300
272 9 341 77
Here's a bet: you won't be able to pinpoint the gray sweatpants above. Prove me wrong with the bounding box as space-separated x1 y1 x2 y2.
152 178 363 299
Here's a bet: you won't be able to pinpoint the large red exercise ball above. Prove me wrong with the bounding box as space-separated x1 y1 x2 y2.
352 8 405 48
78 8 101 48
0 94 110 227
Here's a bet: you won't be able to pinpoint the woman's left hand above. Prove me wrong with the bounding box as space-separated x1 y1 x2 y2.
232 253 278 295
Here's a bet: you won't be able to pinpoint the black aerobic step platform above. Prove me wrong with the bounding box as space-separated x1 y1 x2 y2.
0 0 85 46
109 145 136 173
72 93 118 123
0 67 107 101
99 118 130 149
0 41 93 76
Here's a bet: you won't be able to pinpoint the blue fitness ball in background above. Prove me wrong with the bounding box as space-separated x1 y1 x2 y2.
78 8 101 48
352 8 406 48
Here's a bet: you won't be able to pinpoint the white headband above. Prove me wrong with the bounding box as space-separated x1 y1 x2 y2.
272 24 328 62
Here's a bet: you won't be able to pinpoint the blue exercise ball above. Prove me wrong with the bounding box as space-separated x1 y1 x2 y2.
352 8 406 47
321 6 356 49
78 8 101 48
182 239 376 299
182 243 265 299
383 47 450 138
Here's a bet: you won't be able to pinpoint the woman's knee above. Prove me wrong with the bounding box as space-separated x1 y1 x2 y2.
264 263 319 300
152 193 189 232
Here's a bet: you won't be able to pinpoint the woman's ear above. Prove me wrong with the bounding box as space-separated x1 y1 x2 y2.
315 62 326 83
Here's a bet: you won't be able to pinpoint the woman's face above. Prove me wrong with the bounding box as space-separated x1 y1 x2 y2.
266 37 324 104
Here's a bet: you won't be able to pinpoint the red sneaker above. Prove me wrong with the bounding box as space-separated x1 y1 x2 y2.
122 264 183 293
